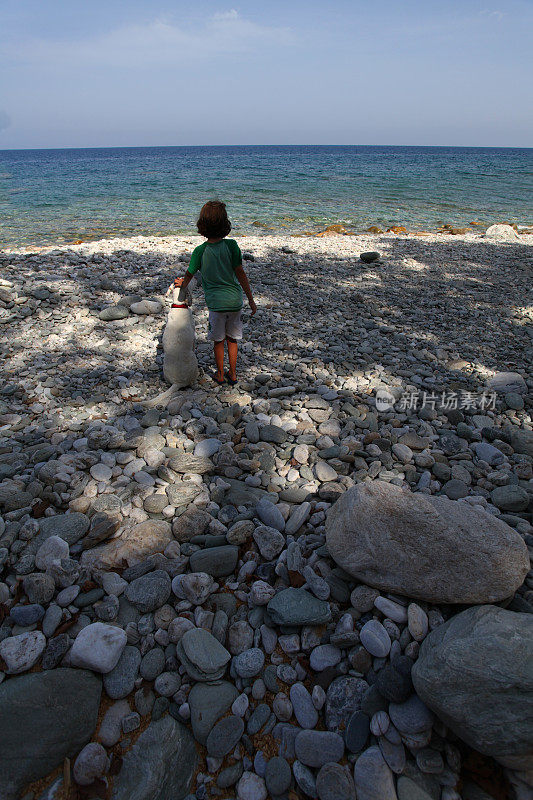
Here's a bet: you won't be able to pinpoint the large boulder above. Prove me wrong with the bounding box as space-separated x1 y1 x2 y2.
111 715 196 800
484 223 520 241
80 520 172 569
412 606 533 773
325 480 529 604
0 668 101 799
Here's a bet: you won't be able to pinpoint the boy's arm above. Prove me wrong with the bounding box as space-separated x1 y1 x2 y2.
235 264 257 315
177 272 193 302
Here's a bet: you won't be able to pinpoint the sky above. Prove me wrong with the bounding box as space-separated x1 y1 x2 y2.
0 0 532 149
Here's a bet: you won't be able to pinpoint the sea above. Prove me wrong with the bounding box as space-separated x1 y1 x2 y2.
0 145 532 249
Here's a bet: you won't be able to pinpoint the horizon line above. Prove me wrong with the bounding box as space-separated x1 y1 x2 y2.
1 142 532 153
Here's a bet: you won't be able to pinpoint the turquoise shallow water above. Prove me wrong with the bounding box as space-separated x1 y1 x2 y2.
0 145 532 248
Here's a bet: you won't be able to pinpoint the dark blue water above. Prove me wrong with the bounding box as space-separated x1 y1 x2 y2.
0 145 531 247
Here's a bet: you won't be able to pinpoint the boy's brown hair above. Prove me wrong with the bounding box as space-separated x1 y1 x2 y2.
196 200 231 239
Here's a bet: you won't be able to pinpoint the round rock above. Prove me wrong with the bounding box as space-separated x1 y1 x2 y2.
360 619 391 658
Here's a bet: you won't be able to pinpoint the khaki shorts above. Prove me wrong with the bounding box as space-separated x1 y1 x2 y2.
208 309 243 342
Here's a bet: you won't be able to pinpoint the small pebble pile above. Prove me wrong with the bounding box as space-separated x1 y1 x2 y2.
0 228 532 800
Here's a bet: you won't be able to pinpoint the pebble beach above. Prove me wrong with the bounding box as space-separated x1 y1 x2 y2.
0 224 532 800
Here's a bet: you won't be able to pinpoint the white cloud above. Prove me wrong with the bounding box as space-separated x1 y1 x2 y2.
2 11 294 68
480 9 506 20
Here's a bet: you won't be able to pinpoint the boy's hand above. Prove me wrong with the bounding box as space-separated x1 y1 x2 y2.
250 300 257 316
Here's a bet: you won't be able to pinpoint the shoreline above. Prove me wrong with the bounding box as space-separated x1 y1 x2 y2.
2 223 533 256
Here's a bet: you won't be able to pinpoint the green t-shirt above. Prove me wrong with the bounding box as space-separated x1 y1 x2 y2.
187 239 243 312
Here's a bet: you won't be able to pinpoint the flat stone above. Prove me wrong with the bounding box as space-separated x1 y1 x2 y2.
194 438 222 457
268 588 331 626
177 627 231 681
326 480 529 604
130 299 162 315
256 497 285 531
224 478 274 507
374 596 408 623
0 631 46 674
353 746 398 800
98 699 131 746
111 716 196 800
259 424 288 444
397 776 434 800
265 757 291 796
70 622 127 674
316 460 338 482
360 620 391 657
486 371 527 394
140 648 166 681
295 729 345 767
81 520 173 569
380 738 406 774
103 646 142 699
167 453 213 474
408 604 429 641
125 569 171 612
10 604 45 627
316 762 356 800
360 251 380 263
189 545 239 576
310 644 342 671
285 501 312 535
293 760 318 797
206 715 245 758
389 695 433 735
345 710 370 753
189 681 239 745
351 585 380 612
99 305 129 321
290 682 318 729
165 482 202 508
0 669 101 799
490 485 530 512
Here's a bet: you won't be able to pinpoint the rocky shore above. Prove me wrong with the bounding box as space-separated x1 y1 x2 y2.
0 226 532 800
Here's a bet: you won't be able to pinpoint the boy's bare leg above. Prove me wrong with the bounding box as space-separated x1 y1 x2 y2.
213 341 225 381
226 337 238 380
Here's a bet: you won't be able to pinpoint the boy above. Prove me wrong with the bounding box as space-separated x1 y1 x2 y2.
178 200 256 385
